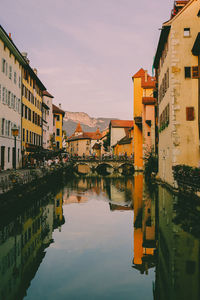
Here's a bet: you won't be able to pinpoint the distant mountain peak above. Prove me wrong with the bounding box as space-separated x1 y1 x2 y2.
63 111 117 136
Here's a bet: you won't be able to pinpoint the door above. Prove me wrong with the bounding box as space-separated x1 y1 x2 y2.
1 146 5 170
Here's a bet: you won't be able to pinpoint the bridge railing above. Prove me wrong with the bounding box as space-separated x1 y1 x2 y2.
69 157 134 163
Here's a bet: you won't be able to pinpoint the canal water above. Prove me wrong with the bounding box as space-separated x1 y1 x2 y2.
0 174 200 300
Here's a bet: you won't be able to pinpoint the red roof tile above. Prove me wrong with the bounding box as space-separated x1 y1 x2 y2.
53 104 65 116
75 123 83 133
132 68 145 79
110 120 134 128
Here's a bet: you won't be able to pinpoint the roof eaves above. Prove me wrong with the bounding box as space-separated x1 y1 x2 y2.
153 25 171 69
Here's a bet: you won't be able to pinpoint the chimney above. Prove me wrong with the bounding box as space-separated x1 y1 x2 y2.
59 103 61 109
21 52 30 64
144 70 148 82
33 68 37 75
9 33 12 40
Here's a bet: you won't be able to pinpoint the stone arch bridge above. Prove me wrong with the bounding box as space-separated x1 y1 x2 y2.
71 159 134 176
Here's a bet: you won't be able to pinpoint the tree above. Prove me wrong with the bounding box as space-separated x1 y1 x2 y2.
103 131 111 152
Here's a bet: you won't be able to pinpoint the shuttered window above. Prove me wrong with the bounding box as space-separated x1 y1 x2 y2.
185 67 191 78
192 66 199 78
186 107 195 121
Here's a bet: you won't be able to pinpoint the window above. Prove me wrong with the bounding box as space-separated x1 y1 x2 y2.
8 91 11 107
19 76 21 88
147 132 151 136
185 67 191 78
56 141 60 148
2 87 5 103
9 65 12 79
23 128 25 142
56 115 60 121
184 28 190 37
192 66 199 78
30 131 32 143
14 72 16 83
26 130 29 142
56 129 60 136
25 106 28 119
2 58 6 73
186 107 195 121
8 147 10 162
1 119 5 135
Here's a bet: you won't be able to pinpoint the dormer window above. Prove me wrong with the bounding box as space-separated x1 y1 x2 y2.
184 28 190 37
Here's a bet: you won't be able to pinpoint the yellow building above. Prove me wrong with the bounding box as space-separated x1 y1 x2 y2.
153 0 200 186
21 57 46 156
53 104 65 149
113 126 133 157
132 68 156 171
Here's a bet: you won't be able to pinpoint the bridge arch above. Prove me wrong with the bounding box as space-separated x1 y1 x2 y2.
118 163 134 176
96 163 114 176
74 163 91 175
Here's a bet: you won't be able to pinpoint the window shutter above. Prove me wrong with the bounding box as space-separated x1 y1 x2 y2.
186 107 195 121
192 66 199 78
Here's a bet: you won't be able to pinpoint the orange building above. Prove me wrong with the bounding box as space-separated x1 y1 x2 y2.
132 68 156 170
133 174 156 274
113 126 133 157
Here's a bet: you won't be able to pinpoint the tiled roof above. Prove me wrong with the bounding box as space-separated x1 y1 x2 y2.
110 120 134 128
132 68 145 78
75 123 83 133
53 104 65 116
117 136 132 145
43 90 54 98
67 133 91 142
85 128 102 140
132 68 155 88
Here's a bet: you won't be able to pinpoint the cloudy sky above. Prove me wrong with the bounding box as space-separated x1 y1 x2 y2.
1 0 173 119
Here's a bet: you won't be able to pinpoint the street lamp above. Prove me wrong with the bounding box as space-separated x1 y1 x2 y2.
11 125 19 170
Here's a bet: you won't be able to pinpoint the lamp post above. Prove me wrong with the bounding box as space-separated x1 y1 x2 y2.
11 125 19 170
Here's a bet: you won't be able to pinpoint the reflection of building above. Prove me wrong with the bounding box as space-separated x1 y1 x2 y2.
154 185 200 300
133 174 156 274
0 190 64 300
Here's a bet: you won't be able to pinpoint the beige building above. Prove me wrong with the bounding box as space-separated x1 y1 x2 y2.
153 0 200 186
67 123 103 157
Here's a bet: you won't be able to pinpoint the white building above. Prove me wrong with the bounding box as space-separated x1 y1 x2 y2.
110 120 134 148
0 26 26 170
42 91 54 149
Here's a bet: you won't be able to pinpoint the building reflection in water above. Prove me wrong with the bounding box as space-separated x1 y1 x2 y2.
154 186 200 300
1 176 200 300
0 190 65 300
132 174 157 275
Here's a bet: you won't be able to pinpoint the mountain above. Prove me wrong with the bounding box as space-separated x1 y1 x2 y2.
63 111 116 136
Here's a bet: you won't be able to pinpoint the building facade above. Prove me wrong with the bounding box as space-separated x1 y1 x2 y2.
42 91 53 149
153 0 200 186
132 68 156 170
21 56 46 157
53 104 65 150
0 26 25 170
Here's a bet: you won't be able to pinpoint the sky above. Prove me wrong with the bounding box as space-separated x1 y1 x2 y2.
1 0 173 119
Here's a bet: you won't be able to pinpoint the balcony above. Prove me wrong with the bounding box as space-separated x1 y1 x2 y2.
142 97 156 105
134 116 142 129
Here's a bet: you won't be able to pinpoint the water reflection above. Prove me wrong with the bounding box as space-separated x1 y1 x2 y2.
0 190 65 300
0 175 200 299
